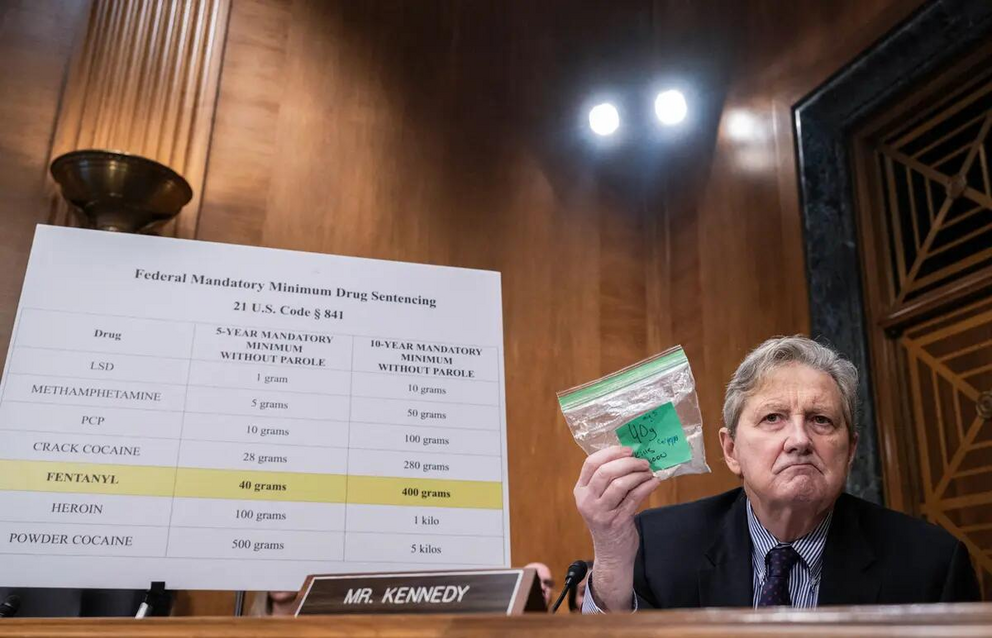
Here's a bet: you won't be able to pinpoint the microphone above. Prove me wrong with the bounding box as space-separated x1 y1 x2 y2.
0 595 20 618
550 560 588 613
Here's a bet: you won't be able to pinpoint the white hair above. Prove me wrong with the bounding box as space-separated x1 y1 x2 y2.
723 335 858 440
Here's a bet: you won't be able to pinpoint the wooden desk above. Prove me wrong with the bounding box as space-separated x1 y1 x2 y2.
2 603 991 637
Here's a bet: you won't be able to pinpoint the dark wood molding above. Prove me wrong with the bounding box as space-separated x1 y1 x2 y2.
793 0 992 504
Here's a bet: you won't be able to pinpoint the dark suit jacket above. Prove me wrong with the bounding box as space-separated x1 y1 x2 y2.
633 488 980 608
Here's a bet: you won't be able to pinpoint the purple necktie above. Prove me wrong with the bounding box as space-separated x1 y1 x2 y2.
757 545 800 607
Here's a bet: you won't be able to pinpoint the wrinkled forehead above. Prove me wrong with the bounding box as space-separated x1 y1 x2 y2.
744 363 844 414
525 562 553 581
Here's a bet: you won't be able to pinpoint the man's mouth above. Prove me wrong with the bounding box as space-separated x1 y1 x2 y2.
781 462 818 472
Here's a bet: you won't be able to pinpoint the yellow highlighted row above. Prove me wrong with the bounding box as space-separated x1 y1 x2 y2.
1 460 175 497
0 460 502 509
173 467 346 503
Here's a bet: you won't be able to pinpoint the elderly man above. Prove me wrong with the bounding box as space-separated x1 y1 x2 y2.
575 336 980 612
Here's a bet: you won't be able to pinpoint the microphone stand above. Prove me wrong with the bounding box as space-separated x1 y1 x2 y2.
0 595 20 618
135 581 170 618
551 560 589 613
550 585 572 613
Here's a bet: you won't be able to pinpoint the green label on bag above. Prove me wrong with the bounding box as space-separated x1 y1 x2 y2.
615 402 692 471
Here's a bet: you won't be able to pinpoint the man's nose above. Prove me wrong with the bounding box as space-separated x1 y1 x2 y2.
784 414 813 453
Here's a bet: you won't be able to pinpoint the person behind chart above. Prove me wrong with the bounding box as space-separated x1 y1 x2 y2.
524 562 556 608
575 336 979 611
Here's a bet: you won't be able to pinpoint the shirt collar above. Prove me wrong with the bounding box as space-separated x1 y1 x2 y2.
746 498 832 583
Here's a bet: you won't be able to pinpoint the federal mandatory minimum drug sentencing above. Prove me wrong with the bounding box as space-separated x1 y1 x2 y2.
134 269 438 308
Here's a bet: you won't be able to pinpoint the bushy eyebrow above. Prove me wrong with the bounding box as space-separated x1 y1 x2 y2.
749 401 789 414
803 400 841 414
749 400 841 415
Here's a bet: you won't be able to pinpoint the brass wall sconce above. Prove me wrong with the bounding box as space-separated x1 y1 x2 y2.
50 149 193 234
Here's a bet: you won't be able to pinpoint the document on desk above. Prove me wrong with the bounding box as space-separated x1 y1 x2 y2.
0 225 509 590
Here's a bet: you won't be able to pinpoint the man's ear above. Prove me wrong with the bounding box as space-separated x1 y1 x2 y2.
719 427 742 477
847 430 859 469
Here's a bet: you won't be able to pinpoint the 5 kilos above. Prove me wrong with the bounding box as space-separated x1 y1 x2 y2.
410 543 442 555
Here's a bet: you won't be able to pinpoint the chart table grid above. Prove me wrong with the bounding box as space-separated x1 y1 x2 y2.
0 226 509 590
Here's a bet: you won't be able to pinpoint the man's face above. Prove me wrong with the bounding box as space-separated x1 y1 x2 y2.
720 363 856 511
524 562 555 606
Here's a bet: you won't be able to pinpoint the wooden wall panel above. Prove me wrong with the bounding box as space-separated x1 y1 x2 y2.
0 0 927 616
46 0 230 238
676 0 923 503
0 0 91 373
195 0 925 602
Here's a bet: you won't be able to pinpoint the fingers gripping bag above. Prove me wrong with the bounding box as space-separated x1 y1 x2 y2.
557 345 711 480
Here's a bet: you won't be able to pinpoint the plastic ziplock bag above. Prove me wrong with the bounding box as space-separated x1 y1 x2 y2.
557 345 710 480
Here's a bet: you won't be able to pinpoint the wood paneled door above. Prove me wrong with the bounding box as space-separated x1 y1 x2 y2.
852 41 992 599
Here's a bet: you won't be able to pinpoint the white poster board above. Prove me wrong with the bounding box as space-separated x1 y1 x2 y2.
0 226 509 590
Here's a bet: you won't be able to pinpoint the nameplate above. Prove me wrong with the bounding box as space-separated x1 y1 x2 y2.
295 568 545 615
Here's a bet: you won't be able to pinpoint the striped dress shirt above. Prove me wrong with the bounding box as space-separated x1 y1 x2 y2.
746 499 832 608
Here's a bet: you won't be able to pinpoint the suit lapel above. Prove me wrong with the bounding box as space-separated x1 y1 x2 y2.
818 493 880 605
698 490 753 607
